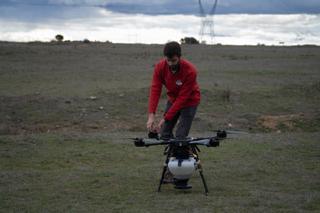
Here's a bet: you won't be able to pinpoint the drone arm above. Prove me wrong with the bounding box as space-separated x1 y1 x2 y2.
134 134 224 147
134 138 170 147
190 138 220 147
189 138 210 146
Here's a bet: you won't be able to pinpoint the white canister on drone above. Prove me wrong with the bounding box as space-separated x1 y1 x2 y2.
168 157 197 180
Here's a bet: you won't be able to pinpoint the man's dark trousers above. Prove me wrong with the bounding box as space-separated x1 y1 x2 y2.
160 101 198 139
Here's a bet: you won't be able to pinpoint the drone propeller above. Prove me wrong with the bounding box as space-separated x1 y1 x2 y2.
124 137 140 140
211 129 249 134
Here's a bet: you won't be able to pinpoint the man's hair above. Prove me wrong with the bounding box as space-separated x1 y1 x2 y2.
163 41 181 58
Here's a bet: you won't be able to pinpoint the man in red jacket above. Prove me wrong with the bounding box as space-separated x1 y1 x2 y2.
147 41 201 139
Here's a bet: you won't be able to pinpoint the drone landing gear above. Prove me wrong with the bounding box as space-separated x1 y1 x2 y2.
198 167 209 196
157 164 168 192
193 146 209 196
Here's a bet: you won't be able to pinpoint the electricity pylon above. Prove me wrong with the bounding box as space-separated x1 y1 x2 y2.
199 0 218 44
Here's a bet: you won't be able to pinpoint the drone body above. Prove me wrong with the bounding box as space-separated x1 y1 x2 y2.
133 130 227 195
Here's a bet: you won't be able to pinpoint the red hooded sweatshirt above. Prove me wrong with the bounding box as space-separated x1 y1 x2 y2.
148 58 201 121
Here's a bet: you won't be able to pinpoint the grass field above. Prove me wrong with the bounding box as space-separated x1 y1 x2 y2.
0 42 319 212
1 132 319 212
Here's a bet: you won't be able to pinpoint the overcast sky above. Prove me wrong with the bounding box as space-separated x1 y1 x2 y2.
1 0 320 14
0 0 319 44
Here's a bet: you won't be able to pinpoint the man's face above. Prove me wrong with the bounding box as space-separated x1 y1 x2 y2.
166 56 180 73
165 55 179 66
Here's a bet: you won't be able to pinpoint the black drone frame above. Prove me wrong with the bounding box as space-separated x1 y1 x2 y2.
133 130 227 195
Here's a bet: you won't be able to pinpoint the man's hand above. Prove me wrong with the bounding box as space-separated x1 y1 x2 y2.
156 118 166 133
147 113 156 132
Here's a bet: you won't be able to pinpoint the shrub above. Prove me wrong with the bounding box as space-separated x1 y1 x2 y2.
55 34 64 42
180 37 200 45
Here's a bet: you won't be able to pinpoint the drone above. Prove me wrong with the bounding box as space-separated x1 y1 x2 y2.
131 130 228 195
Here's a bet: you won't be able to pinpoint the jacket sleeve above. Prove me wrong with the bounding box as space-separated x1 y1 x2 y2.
164 71 197 121
148 64 163 114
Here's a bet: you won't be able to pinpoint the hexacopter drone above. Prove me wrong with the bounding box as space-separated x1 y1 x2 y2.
132 130 228 195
